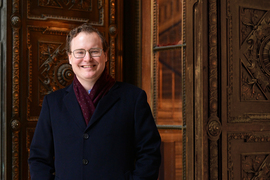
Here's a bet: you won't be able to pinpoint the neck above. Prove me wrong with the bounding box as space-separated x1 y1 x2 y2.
75 77 96 92
75 73 103 92
82 81 95 92
80 81 96 92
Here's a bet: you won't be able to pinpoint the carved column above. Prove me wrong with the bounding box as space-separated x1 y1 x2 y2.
208 0 221 179
109 0 117 78
11 0 21 180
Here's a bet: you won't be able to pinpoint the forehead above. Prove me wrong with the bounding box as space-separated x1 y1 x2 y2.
70 32 102 49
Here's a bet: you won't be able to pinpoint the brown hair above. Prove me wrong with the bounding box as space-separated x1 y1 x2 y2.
66 23 109 54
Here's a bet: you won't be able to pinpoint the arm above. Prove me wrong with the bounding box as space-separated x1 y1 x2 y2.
133 90 161 180
28 96 55 180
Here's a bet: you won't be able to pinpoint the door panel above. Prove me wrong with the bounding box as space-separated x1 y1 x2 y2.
221 0 270 179
27 0 103 24
7 0 123 179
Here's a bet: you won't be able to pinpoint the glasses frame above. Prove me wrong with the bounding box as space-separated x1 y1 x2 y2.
71 48 103 59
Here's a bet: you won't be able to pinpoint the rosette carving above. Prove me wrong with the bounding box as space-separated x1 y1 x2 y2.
57 63 74 87
207 118 222 140
11 15 21 28
109 25 117 36
11 119 21 132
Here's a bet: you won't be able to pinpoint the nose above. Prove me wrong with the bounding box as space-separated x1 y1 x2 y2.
83 51 93 60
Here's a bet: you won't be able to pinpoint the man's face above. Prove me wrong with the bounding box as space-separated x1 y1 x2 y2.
68 32 107 88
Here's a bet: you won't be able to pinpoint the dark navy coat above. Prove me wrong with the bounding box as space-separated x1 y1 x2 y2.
28 82 161 180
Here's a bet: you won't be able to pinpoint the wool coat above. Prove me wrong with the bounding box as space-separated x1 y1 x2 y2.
28 82 161 180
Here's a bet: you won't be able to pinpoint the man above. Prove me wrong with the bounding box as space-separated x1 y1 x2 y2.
28 23 161 180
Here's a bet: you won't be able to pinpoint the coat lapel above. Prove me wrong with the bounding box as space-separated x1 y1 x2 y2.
63 84 86 131
86 83 120 130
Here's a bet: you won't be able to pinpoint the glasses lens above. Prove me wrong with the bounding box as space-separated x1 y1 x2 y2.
73 49 85 58
90 48 102 57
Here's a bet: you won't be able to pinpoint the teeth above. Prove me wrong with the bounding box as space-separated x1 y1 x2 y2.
82 65 94 68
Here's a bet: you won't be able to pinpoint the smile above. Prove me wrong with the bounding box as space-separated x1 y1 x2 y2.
82 65 95 68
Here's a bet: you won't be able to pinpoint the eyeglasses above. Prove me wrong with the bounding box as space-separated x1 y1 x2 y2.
72 48 103 58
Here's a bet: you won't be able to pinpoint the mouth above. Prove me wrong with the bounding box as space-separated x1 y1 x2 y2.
81 65 96 68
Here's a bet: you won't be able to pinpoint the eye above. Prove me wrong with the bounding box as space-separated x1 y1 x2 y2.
73 49 86 58
76 50 85 54
91 51 99 54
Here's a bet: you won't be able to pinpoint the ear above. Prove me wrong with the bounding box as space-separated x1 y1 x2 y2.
104 51 108 62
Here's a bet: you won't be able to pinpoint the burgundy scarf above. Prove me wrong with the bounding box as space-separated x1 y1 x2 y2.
73 70 116 125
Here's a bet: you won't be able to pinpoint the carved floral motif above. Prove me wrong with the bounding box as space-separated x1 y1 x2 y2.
228 133 270 180
240 8 265 45
38 42 73 105
242 154 270 180
241 9 270 101
28 0 103 24
241 62 266 100
38 0 60 7
225 7 270 122
38 0 92 11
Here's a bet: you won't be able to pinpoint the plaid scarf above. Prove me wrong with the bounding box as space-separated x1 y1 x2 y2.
73 70 115 125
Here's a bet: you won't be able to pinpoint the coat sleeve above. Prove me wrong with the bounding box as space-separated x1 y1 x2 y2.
28 96 55 180
132 90 161 180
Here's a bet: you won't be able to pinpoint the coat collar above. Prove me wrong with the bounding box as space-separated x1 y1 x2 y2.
63 83 85 131
63 82 120 132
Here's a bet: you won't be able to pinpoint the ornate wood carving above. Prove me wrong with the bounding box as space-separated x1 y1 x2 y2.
110 0 115 24
109 32 116 78
109 0 117 78
38 0 93 11
228 133 270 180
27 26 72 121
152 0 158 119
228 3 270 123
241 9 270 101
11 0 21 179
11 119 20 180
182 1 186 179
208 118 222 139
208 0 221 179
242 154 270 180
27 0 104 25
26 128 35 180
227 0 234 124
38 42 72 94
241 61 266 101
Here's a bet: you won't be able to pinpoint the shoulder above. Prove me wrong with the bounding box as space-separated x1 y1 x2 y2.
112 82 144 95
114 81 141 90
45 84 71 100
107 82 148 104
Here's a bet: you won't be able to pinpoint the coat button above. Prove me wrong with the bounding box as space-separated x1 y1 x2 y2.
82 159 89 165
83 134 89 139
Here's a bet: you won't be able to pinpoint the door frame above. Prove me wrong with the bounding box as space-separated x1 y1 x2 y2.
1 0 8 179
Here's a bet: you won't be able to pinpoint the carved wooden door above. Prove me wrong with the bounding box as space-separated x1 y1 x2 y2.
7 0 123 179
214 0 270 179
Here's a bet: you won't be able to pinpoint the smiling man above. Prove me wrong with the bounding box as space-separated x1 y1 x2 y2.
28 23 161 180
68 29 107 91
